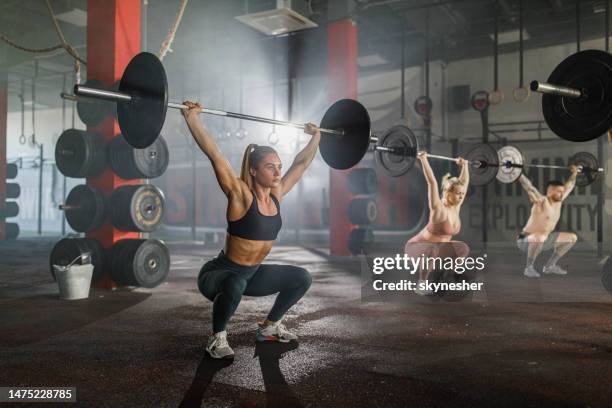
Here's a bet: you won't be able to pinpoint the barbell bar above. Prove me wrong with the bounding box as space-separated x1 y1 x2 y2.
73 84 345 136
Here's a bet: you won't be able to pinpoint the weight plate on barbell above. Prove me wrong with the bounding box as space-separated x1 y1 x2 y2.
64 184 106 233
569 151 600 187
375 125 418 177
496 146 524 184
541 50 612 142
464 143 499 186
319 99 371 170
117 52 168 149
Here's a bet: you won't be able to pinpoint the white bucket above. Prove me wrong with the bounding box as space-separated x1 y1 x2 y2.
53 263 94 300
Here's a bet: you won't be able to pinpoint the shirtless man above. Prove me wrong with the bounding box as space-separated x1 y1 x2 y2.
516 166 579 278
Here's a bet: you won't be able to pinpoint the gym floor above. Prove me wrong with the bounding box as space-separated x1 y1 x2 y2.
2 239 611 407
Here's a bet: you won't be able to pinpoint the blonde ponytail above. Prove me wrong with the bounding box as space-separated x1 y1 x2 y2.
441 172 463 194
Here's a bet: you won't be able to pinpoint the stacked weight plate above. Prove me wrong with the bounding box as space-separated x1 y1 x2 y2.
111 239 170 288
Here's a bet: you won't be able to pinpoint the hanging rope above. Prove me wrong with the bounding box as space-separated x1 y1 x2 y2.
158 0 189 60
0 34 63 53
44 0 87 65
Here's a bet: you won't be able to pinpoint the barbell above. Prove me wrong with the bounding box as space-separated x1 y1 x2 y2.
530 49 612 142
64 52 379 171
370 125 605 187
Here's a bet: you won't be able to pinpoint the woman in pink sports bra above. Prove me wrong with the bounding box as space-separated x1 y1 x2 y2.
405 152 470 292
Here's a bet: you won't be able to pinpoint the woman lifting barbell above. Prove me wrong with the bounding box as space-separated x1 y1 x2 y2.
404 152 471 296
182 101 317 359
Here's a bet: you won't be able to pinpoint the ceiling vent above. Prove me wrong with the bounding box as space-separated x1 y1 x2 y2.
235 0 318 36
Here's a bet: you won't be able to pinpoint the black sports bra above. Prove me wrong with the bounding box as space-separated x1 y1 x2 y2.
227 191 282 241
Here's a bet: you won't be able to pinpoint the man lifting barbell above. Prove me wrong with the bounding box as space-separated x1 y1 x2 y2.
182 101 318 359
516 169 578 278
494 145 604 278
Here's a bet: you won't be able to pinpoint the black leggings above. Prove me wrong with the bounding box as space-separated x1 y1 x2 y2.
198 251 312 333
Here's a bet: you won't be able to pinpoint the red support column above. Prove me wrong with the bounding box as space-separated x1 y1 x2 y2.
328 20 358 256
86 0 141 287
0 79 7 240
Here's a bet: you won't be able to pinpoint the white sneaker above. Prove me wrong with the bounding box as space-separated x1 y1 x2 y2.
542 265 568 275
414 279 434 296
256 320 298 343
205 331 234 359
523 266 541 278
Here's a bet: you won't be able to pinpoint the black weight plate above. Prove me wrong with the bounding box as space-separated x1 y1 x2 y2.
117 52 168 148
348 198 378 225
6 163 18 179
569 151 600 187
65 184 106 232
347 168 379 195
348 228 374 255
111 239 170 288
49 238 105 282
5 222 19 240
131 185 164 232
109 134 169 179
602 256 612 294
375 125 418 177
132 239 170 288
108 135 140 179
3 201 19 218
134 135 169 178
110 185 165 232
55 129 106 178
6 183 20 199
542 50 612 142
464 143 499 186
319 99 371 170
77 79 111 126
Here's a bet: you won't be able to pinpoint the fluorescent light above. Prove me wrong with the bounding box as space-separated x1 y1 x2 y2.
358 54 388 67
489 29 530 45
55 8 87 27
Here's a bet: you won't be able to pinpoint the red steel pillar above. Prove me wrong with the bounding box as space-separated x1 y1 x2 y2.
86 0 141 287
328 20 358 256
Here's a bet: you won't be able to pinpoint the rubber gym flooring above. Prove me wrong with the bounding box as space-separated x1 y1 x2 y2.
1 239 611 407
